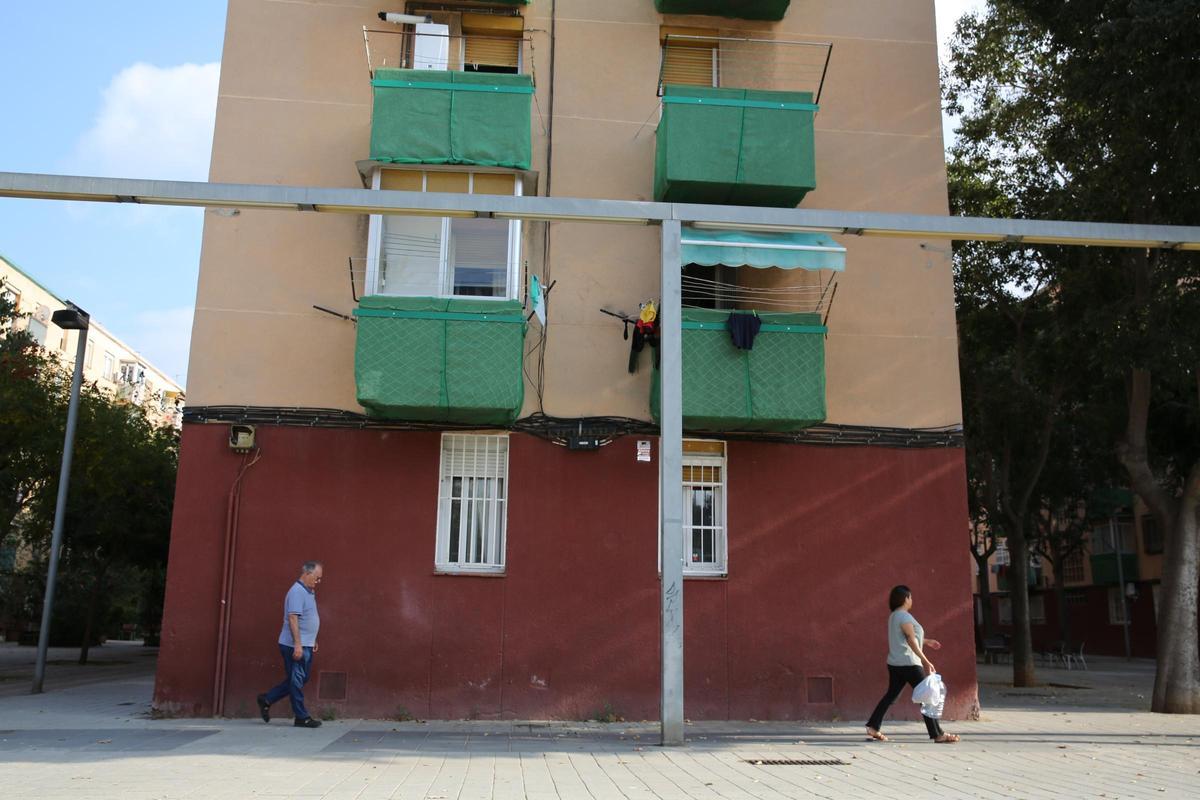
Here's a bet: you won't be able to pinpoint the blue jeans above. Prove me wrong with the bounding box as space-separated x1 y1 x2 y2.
263 644 313 720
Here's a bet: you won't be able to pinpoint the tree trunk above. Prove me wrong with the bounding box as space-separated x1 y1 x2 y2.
77 566 107 666
1007 526 1037 687
1049 545 1072 650
1117 368 1199 713
1151 464 1200 713
978 567 994 645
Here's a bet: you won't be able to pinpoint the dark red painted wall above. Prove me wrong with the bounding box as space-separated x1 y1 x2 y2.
155 424 977 721
982 586 1161 659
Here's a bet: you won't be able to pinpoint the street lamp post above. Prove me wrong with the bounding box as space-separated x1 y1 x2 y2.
31 303 90 695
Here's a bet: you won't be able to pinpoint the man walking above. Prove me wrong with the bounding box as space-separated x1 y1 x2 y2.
257 561 323 728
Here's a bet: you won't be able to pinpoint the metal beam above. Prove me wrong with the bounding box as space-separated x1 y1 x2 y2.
659 220 685 747
3 171 1200 249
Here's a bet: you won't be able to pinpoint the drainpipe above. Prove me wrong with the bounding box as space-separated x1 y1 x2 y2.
212 449 259 715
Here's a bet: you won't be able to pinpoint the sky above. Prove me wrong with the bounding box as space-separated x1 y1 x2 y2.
0 1 984 389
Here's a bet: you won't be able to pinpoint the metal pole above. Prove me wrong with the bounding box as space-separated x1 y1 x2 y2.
32 314 89 694
659 219 684 746
1110 519 1131 660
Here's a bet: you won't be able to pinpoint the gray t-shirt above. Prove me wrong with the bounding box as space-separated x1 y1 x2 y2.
887 609 923 666
279 581 320 648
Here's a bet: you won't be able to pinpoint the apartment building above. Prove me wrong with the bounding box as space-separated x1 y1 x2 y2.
156 0 975 720
0 254 184 429
975 492 1168 659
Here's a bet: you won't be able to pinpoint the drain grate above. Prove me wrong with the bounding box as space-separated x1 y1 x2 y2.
745 759 848 767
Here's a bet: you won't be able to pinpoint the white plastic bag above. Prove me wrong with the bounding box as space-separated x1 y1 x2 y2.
912 673 946 719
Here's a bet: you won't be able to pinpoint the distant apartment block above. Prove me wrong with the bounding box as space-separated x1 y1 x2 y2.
1 254 185 428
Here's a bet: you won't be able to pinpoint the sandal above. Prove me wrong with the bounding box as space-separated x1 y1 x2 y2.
866 728 889 742
934 733 960 744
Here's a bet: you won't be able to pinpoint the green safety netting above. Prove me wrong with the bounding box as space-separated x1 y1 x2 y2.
354 295 526 424
655 0 791 21
655 85 816 207
680 228 845 271
651 309 826 432
370 69 533 169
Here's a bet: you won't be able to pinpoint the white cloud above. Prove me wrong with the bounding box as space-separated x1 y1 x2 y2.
121 306 195 388
70 62 220 181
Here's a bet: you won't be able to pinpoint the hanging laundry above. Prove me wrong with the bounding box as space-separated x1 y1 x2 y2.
628 300 660 373
727 311 762 350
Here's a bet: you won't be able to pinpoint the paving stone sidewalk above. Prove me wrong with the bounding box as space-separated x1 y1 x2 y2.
0 656 1197 799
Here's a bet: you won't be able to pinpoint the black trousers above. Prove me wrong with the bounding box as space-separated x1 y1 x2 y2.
866 663 944 739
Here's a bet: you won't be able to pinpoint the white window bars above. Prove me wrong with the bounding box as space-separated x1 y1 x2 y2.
436 433 509 573
681 441 727 575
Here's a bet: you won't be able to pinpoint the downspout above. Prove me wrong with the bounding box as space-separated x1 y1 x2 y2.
212 448 261 716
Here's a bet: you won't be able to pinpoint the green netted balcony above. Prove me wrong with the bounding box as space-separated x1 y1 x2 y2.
651 309 826 432
654 84 816 207
1090 554 1139 586
655 0 790 20
353 296 526 424
369 68 533 170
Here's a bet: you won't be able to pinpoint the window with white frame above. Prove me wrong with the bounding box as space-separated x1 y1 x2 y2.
368 169 522 300
435 433 509 573
680 440 727 575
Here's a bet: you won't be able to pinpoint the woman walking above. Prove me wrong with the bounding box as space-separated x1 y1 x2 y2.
865 585 959 743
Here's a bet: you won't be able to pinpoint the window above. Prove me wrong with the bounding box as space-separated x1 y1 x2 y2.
59 330 68 352
1061 549 1086 584
103 352 115 381
368 169 522 300
1141 514 1163 555
85 340 94 369
435 433 509 573
660 28 719 88
1066 589 1088 606
1091 521 1135 555
996 596 1043 625
406 8 524 74
1029 594 1046 625
681 439 727 575
994 537 1010 566
27 317 47 345
1107 586 1128 625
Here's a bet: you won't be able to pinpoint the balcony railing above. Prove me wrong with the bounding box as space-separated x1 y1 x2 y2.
655 0 792 21
654 36 831 207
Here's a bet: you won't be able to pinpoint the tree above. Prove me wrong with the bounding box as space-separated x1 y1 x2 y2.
946 1 1200 711
0 279 66 547
24 385 178 663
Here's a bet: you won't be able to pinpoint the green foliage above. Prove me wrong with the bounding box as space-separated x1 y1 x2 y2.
0 279 178 653
947 0 1200 704
591 702 625 723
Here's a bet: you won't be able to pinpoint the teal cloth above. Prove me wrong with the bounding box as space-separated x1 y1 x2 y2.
680 227 845 271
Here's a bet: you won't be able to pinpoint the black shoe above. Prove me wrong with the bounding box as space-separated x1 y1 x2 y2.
294 717 322 728
256 694 271 723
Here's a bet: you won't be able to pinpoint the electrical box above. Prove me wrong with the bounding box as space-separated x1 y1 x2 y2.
567 435 602 451
229 424 256 453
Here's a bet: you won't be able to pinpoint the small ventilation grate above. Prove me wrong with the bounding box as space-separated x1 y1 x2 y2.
318 671 347 701
744 759 849 767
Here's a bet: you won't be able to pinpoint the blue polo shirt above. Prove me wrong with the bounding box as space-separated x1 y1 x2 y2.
278 580 320 647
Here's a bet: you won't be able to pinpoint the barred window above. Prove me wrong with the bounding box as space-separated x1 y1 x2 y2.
1107 587 1128 625
682 440 726 575
1061 549 1086 584
435 433 508 573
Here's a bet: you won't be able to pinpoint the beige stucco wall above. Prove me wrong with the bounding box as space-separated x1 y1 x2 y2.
188 0 961 429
